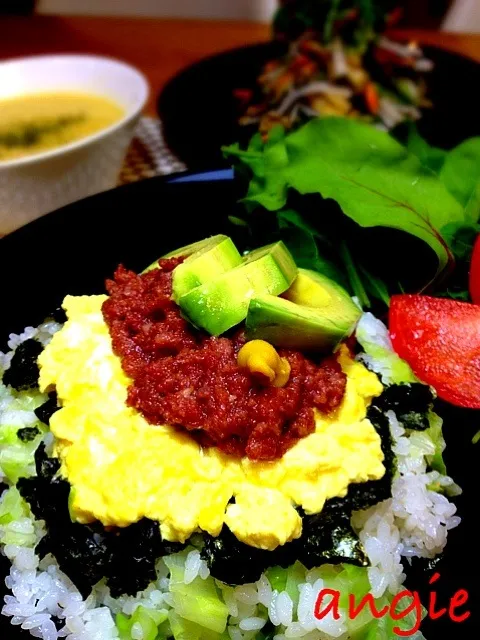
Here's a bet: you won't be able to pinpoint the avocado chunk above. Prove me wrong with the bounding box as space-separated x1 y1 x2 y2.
171 236 242 301
179 241 297 336
245 269 361 351
285 269 362 328
142 235 240 275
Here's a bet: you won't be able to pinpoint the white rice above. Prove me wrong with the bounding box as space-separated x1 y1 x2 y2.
0 316 461 639
0 321 62 374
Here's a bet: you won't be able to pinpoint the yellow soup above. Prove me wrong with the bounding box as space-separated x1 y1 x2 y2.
0 91 125 162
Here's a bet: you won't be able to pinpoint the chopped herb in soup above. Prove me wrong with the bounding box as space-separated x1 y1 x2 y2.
0 92 124 161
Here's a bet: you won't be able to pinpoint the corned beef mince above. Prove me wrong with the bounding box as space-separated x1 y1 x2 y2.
102 258 346 460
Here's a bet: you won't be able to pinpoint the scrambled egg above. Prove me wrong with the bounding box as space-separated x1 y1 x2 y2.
38 295 385 551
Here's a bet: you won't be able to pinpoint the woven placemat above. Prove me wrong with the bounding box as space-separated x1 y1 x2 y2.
119 116 187 185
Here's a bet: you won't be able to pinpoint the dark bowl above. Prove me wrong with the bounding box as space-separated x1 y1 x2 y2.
158 43 480 169
1 172 478 638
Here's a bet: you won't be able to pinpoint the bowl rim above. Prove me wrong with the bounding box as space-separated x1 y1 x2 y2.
0 53 149 170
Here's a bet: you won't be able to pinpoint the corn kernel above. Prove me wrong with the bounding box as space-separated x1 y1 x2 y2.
237 340 291 388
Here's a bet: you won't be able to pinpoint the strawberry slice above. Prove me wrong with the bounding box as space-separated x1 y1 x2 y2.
389 294 480 408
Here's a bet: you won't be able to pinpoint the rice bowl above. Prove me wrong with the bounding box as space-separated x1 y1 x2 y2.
0 232 461 640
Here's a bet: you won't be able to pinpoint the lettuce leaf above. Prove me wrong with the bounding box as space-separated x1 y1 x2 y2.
277 209 347 286
225 118 465 281
405 126 447 174
440 137 480 223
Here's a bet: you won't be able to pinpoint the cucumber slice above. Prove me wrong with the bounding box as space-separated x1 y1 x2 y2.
168 610 227 640
179 241 297 336
172 236 242 301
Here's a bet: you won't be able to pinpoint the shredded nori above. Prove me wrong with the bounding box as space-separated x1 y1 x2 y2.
34 392 60 426
51 616 63 631
410 554 443 573
162 540 187 556
202 527 275 585
2 339 43 391
18 445 65 522
107 519 164 598
18 446 112 597
322 404 395 517
17 426 40 443
202 392 397 584
17 446 178 598
51 307 68 324
17 385 409 591
373 383 434 431
35 525 110 599
295 510 368 569
33 444 61 484
202 508 369 586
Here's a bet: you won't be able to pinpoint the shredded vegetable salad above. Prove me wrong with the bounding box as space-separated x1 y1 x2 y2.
235 1 433 135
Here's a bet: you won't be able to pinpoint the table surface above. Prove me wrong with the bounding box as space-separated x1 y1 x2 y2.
0 15 479 115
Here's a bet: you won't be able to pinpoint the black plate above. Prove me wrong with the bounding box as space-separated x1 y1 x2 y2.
158 43 480 169
1 174 479 638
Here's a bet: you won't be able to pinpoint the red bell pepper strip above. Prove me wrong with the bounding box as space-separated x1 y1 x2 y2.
364 83 380 115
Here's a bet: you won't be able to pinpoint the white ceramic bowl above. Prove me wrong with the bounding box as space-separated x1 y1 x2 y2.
0 54 149 236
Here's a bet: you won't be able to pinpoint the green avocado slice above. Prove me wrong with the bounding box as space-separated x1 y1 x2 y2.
179 241 297 336
283 268 359 314
245 269 361 351
142 235 240 275
171 236 242 301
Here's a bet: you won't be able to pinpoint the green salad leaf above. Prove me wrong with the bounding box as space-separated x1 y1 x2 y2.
224 117 480 307
405 126 447 174
225 118 465 282
340 241 371 308
434 137 480 300
277 209 347 285
442 221 480 259
435 221 480 301
359 265 391 307
273 0 398 48
440 137 480 223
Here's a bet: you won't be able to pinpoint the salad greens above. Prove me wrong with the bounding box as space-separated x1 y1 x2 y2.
405 126 447 175
273 0 399 48
246 1 431 136
224 117 480 307
276 208 347 285
440 137 480 222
